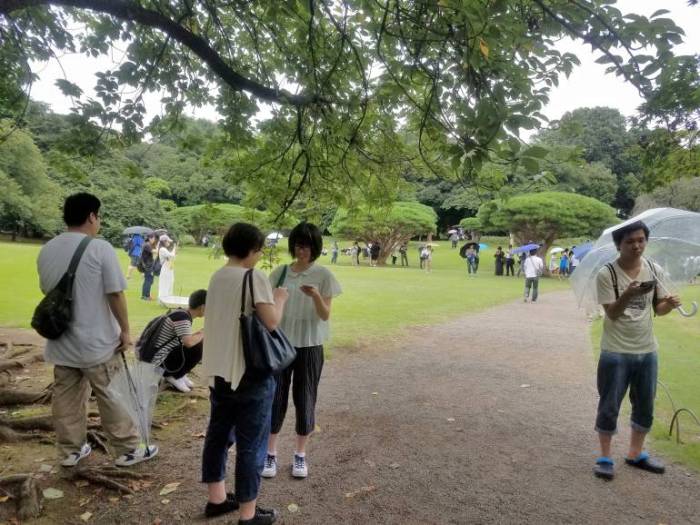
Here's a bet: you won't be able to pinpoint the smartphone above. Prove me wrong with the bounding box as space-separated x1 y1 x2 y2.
637 280 656 292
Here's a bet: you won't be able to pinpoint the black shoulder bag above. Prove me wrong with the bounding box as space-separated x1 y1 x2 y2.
239 269 296 378
32 236 92 339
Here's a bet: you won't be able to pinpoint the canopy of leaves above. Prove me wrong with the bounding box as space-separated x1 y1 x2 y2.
459 217 482 231
633 177 700 214
330 201 437 263
168 203 296 242
0 120 62 237
0 0 692 207
478 191 617 251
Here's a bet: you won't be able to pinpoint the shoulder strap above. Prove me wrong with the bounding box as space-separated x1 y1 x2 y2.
605 262 619 299
240 269 256 314
67 236 92 279
275 265 288 288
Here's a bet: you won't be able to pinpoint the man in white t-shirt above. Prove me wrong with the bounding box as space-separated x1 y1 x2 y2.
592 220 681 480
522 249 544 303
37 193 157 468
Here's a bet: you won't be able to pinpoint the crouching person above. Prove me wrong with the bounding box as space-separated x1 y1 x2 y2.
152 290 206 393
37 193 157 467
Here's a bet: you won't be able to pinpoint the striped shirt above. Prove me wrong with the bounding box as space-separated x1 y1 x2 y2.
151 310 192 366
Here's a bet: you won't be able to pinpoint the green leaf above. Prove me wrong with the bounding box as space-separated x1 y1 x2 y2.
521 157 540 173
522 145 549 159
650 9 670 18
54 79 83 98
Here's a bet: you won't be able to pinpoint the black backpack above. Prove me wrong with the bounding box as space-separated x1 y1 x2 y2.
136 312 179 364
32 236 92 340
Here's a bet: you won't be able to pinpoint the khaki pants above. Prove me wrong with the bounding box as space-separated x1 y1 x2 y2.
53 353 139 458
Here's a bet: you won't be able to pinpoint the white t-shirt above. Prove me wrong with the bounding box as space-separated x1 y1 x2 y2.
37 232 127 368
596 260 669 354
269 264 342 347
523 255 544 278
203 266 274 390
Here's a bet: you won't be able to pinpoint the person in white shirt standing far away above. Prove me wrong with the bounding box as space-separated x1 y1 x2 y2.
523 248 544 303
37 192 158 468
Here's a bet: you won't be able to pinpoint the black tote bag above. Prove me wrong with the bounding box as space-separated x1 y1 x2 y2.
239 269 296 377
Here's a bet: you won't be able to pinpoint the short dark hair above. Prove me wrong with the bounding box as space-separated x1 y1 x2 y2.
612 220 650 248
529 249 537 256
222 222 265 258
288 222 323 261
63 193 101 227
189 289 207 309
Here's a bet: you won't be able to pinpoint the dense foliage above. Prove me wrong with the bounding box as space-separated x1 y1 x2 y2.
477 191 617 254
330 201 437 264
1 0 695 212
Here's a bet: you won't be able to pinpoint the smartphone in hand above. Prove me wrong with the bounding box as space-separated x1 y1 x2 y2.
637 280 656 293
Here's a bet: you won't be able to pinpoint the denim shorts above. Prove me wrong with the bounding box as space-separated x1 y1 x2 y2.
595 351 658 435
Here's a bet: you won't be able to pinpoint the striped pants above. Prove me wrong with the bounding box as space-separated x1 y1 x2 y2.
270 345 324 436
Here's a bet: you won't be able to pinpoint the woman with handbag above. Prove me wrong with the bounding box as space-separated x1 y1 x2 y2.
262 222 342 480
201 223 288 525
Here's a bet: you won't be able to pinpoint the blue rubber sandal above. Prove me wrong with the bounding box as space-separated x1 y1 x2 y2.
594 457 615 480
624 451 665 474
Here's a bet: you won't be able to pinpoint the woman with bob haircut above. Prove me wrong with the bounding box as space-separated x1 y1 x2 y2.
262 222 341 480
201 222 288 525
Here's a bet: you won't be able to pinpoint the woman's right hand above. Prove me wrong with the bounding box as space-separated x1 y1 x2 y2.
273 286 289 304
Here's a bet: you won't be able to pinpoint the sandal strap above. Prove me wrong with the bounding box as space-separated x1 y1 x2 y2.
596 456 614 465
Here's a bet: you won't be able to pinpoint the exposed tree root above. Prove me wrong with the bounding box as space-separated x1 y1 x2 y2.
0 474 43 519
63 467 151 495
0 352 44 372
0 384 53 406
0 371 11 388
86 430 109 453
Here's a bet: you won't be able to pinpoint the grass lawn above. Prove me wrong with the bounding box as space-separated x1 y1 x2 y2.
0 237 570 349
590 284 700 471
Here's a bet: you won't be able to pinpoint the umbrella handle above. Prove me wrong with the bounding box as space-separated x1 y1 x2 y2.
676 302 698 318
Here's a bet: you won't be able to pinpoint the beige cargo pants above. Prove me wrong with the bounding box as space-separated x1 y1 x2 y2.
53 353 140 458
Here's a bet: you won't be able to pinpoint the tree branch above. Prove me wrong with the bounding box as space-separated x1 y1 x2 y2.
1 0 323 107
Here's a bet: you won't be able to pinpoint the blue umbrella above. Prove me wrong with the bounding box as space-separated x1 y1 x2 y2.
510 243 539 255
572 242 593 260
479 243 489 250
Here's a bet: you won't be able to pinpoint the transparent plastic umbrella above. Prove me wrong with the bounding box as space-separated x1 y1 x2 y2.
107 353 163 446
570 207 700 317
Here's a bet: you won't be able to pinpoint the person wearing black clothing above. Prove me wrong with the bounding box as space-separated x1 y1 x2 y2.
140 234 157 300
505 245 515 276
494 246 505 276
370 241 381 267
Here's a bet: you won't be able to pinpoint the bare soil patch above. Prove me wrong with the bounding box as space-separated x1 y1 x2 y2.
1 292 700 524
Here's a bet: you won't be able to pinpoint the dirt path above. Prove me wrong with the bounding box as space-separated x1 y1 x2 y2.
7 290 700 523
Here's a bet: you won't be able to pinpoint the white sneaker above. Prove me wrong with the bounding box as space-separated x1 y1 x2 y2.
61 443 91 467
182 375 195 388
166 375 191 393
261 454 277 478
115 444 159 467
292 454 308 478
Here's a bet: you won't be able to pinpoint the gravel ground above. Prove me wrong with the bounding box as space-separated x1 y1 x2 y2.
4 289 700 524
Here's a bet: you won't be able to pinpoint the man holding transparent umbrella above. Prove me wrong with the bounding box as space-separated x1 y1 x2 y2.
593 220 682 480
